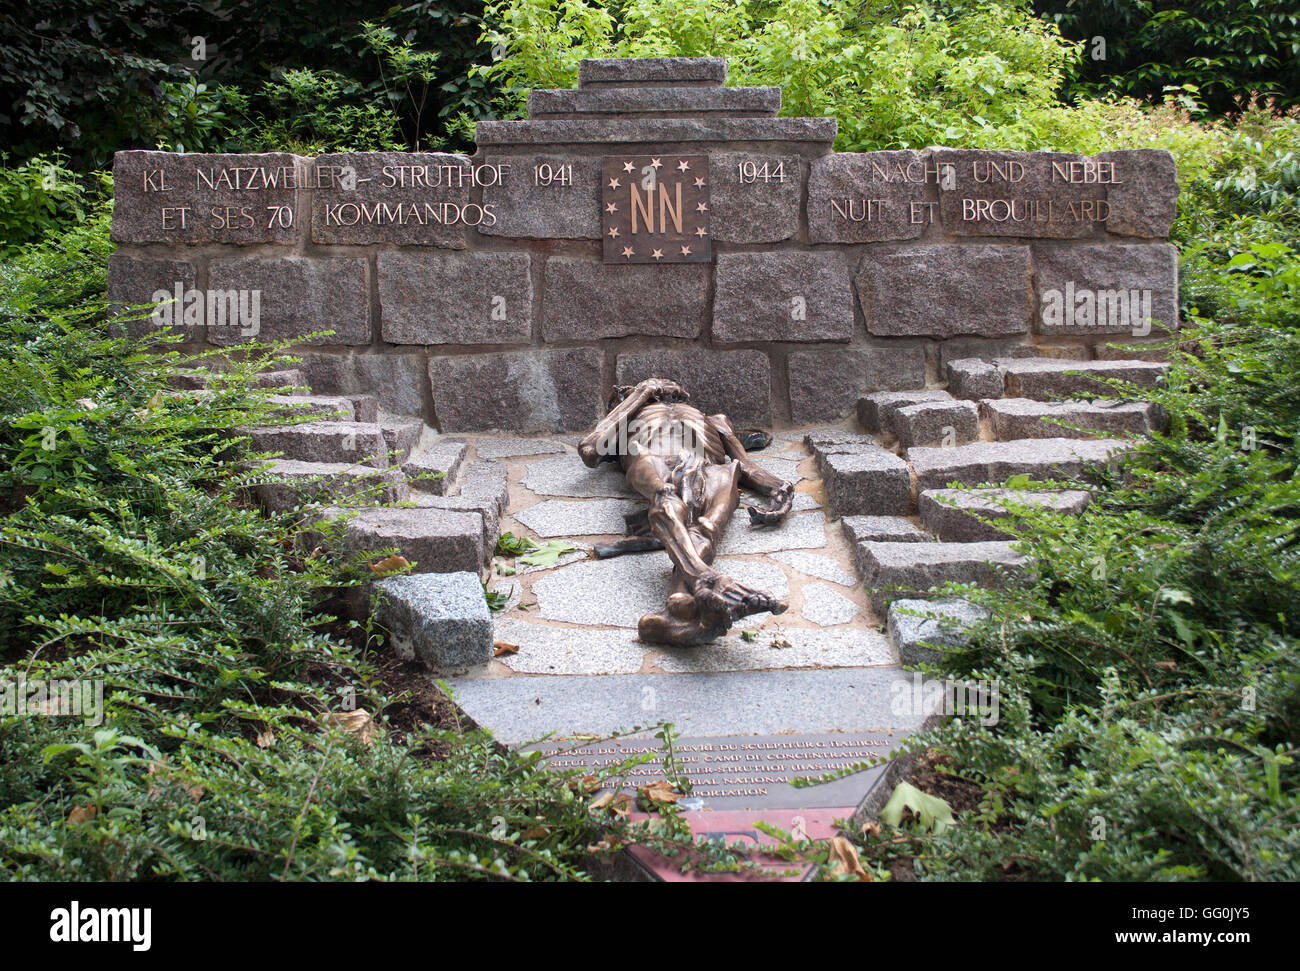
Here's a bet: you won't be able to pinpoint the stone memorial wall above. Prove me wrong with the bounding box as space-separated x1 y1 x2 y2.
108 56 1179 432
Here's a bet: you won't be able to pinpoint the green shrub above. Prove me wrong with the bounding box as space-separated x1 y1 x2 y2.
0 207 724 881
843 238 1300 882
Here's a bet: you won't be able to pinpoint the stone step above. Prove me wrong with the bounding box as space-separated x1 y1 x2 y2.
411 493 500 565
266 394 358 422
446 667 930 744
529 85 780 119
458 459 510 516
856 389 952 433
945 359 1003 400
247 421 390 468
842 516 931 578
997 357 1167 399
887 598 989 665
908 437 1127 491
248 368 307 391
332 505 485 575
980 397 1164 440
918 488 1090 542
885 399 980 449
380 418 427 464
817 445 913 518
372 572 493 669
402 437 469 495
856 541 1028 613
251 459 409 513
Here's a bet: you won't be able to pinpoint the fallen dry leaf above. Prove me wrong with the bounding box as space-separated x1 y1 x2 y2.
327 709 375 745
67 805 97 826
860 821 882 838
610 792 635 818
493 640 520 657
369 555 410 576
827 836 872 881
521 826 548 841
255 726 275 748
589 791 615 811
639 779 681 805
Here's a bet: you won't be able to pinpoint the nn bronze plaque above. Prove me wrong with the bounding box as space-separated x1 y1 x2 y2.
601 155 711 264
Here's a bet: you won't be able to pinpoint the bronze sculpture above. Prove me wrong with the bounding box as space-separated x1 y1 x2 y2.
578 377 795 646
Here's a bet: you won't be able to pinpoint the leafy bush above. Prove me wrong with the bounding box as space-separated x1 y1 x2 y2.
0 209 719 881
845 237 1300 882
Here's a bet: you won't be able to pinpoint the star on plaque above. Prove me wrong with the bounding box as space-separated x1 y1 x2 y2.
600 155 711 264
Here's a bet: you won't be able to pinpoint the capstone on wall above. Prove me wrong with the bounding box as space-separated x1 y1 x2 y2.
108 57 1179 431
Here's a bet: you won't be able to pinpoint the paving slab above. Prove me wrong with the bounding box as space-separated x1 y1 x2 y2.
533 553 788 628
651 625 891 673
473 437 568 459
491 618 648 675
446 666 930 742
770 550 857 587
522 454 639 498
800 583 861 626
516 498 646 538
717 510 827 555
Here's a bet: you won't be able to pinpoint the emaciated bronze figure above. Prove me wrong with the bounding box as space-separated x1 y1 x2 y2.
578 377 795 646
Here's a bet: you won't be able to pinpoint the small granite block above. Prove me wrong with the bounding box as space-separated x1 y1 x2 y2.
251 459 408 513
946 358 1004 400
857 541 1027 612
380 419 426 464
342 506 484 574
919 487 1091 542
998 358 1167 399
247 421 390 467
980 398 1163 440
887 598 990 665
579 57 727 88
857 390 952 433
402 437 468 495
820 447 913 518
908 438 1126 491
885 399 980 449
458 459 510 516
373 572 493 668
528 86 779 117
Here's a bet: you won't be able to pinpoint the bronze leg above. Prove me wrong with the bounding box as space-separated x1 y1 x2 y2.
627 456 786 645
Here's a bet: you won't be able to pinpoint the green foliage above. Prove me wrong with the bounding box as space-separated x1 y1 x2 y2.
0 155 103 258
222 70 405 155
1037 0 1300 115
1 1 496 165
0 210 734 882
481 0 1103 152
848 240 1300 882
